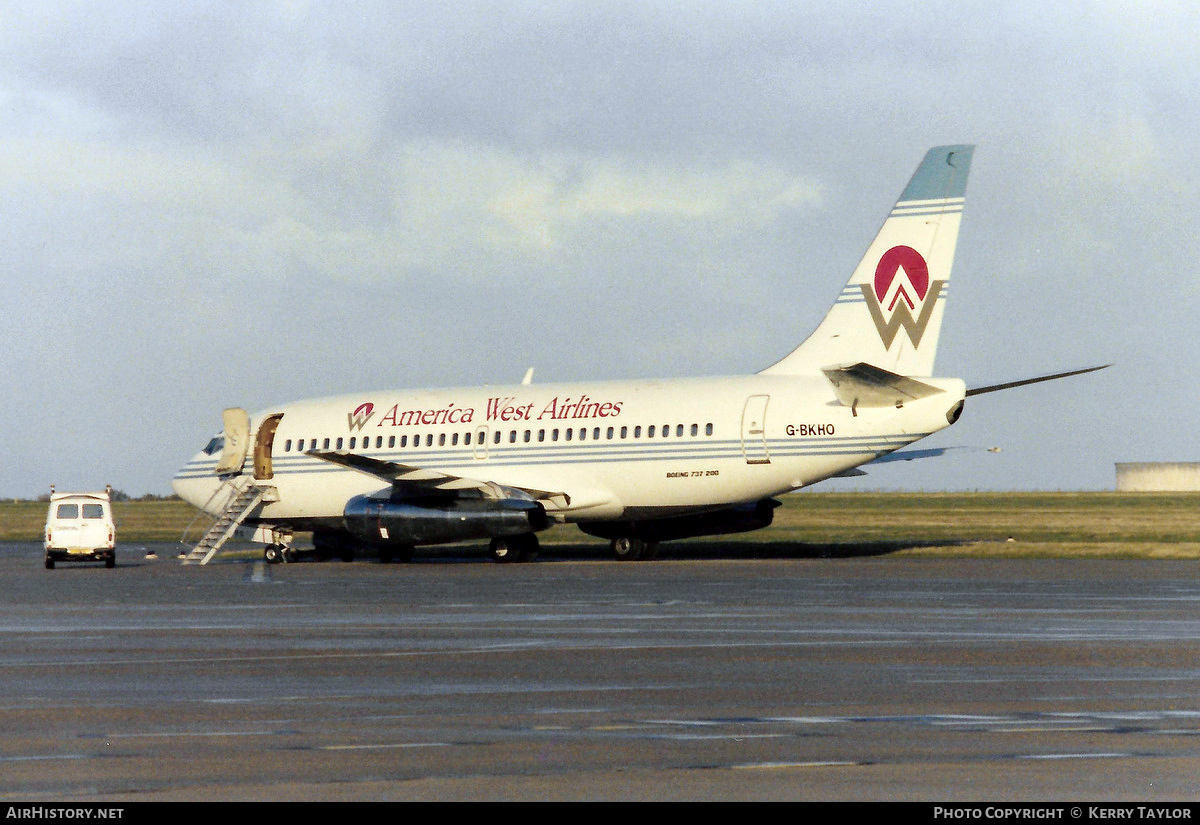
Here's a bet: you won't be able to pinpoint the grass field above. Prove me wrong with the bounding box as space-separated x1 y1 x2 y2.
4 492 1200 558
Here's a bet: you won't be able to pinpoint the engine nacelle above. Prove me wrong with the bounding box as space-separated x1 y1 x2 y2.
343 493 548 545
579 498 780 543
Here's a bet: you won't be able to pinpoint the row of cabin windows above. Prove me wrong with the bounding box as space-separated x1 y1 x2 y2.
282 423 714 454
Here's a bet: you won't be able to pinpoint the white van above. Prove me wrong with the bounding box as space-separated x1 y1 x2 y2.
44 486 117 569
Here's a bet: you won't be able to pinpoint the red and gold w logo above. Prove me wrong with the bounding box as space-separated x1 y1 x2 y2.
861 245 944 349
347 402 376 432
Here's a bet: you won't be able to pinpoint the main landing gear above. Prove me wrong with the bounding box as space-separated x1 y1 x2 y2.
610 537 659 561
263 543 294 564
489 533 539 564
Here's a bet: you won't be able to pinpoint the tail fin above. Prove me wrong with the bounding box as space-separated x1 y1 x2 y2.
760 145 973 377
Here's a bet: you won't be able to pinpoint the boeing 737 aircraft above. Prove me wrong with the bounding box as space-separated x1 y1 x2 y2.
173 146 1102 564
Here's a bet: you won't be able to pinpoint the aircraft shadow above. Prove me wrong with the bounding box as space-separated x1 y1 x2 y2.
532 539 970 561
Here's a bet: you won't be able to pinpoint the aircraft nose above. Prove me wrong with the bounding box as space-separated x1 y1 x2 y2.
172 452 218 511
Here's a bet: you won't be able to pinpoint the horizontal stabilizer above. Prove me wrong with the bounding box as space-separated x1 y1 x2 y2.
823 362 945 410
869 446 958 463
966 365 1109 397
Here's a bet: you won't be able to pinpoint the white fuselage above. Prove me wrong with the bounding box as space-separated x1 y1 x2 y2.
173 372 966 526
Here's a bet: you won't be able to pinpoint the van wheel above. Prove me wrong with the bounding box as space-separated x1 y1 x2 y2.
44 557 54 570
105 555 115 569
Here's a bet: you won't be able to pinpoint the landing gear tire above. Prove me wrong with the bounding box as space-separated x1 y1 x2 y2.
490 533 539 564
611 537 644 561
380 545 414 564
640 541 660 561
264 544 285 564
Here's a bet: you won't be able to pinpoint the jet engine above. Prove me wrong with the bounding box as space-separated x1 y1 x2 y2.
343 492 548 546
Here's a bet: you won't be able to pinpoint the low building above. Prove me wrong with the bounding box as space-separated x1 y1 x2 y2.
1115 462 1200 492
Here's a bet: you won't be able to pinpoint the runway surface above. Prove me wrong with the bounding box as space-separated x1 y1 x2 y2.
2 542 1199 801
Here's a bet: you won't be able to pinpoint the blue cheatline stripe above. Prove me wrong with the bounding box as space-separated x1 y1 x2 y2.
890 197 964 219
172 432 929 482
834 285 950 304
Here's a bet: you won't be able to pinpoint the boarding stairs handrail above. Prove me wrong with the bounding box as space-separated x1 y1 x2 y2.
180 476 265 566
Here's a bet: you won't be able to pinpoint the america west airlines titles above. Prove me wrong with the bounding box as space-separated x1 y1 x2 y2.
347 394 624 432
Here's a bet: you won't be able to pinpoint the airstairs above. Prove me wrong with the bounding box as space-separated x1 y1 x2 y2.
180 476 268 565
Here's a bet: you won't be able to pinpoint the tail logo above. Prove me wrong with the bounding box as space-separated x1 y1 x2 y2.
862 245 945 350
348 402 376 432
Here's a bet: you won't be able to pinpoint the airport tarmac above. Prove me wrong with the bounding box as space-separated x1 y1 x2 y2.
1 542 1199 802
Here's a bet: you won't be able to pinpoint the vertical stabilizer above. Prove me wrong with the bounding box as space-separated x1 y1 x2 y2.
760 145 973 377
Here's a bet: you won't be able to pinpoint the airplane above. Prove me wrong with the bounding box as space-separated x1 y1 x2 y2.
172 145 1104 564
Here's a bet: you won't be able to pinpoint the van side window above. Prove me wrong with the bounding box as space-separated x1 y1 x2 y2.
56 504 79 519
82 504 104 519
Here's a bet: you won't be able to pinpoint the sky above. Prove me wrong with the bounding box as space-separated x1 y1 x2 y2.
3 0 1198 498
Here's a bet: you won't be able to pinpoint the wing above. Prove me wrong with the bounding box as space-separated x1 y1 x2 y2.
307 450 572 509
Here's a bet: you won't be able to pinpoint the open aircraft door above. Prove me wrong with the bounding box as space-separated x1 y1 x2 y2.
254 414 284 480
214 407 250 475
741 395 771 465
